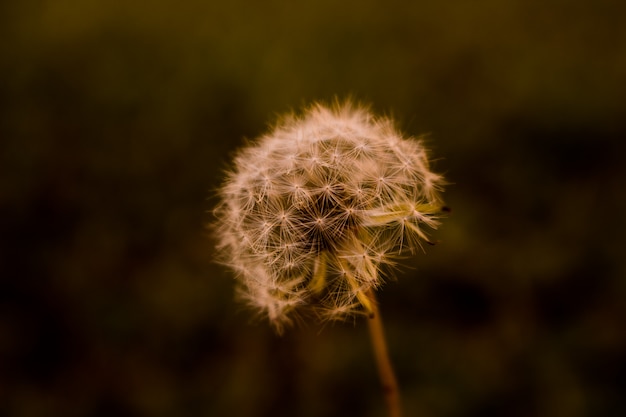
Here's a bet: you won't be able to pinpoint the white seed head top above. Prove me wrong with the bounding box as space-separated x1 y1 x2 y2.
214 101 446 332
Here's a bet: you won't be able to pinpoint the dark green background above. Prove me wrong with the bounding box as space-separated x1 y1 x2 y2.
1 1 624 416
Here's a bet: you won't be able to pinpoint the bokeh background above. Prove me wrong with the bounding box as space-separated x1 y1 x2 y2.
1 1 625 416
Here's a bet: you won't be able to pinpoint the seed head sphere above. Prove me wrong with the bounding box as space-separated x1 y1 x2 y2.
214 102 446 331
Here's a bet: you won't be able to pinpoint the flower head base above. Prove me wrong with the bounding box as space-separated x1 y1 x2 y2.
214 102 446 332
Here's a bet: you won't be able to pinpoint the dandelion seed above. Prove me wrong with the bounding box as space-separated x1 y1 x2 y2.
213 100 446 330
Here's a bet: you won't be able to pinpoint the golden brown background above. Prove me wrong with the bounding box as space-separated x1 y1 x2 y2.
1 1 625 416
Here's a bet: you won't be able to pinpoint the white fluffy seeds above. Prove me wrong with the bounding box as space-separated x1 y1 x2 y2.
214 102 445 331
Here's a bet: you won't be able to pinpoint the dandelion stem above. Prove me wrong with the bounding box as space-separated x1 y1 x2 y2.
366 288 402 417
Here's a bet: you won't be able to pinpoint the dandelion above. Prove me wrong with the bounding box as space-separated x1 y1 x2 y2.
213 100 447 417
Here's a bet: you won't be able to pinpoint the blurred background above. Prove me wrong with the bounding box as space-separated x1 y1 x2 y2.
1 0 625 416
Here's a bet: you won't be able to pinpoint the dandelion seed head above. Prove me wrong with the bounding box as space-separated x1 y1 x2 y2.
214 101 446 330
